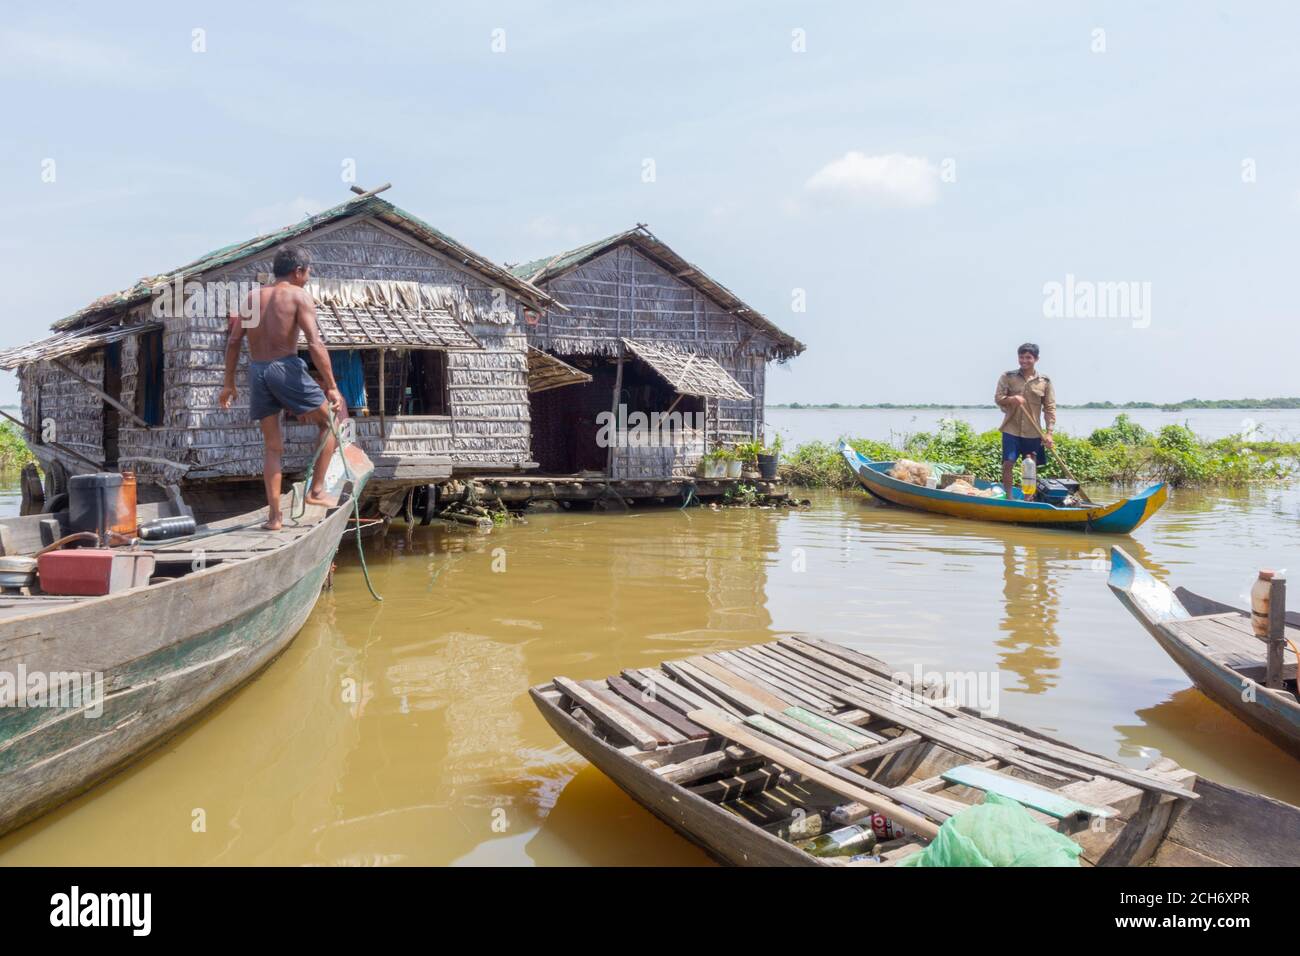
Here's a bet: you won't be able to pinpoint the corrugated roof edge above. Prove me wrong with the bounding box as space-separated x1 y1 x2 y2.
507 225 806 361
49 195 553 333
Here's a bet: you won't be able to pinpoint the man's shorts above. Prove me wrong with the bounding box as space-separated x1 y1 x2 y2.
249 356 326 422
1001 431 1046 465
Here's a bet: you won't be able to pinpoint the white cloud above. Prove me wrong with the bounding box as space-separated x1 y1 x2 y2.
804 152 940 207
246 197 329 230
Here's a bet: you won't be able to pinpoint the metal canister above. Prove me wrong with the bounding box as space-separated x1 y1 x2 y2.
870 812 907 841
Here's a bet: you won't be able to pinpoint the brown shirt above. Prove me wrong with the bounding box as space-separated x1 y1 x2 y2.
995 369 1056 438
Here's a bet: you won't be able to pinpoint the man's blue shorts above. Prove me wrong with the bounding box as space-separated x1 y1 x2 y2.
1001 432 1046 465
249 356 326 422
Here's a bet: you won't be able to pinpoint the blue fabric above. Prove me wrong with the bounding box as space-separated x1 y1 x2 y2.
1001 432 1046 465
330 349 368 411
248 356 326 422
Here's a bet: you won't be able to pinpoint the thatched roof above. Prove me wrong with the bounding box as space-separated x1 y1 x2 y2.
527 347 592 393
48 194 552 334
509 226 805 360
621 338 752 401
301 277 482 350
0 318 165 371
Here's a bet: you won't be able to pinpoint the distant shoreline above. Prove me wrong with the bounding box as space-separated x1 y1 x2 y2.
768 399 1300 412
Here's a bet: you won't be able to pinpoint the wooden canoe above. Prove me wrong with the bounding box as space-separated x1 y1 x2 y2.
530 637 1300 866
0 440 373 837
839 440 1167 533
1109 546 1300 760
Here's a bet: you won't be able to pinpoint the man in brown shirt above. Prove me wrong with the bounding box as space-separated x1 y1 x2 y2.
994 343 1056 498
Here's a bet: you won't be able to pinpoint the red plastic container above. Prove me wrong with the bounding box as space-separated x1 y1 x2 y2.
36 549 156 596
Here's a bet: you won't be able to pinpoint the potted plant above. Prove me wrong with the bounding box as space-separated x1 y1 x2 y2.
697 450 726 479
734 439 764 478
719 448 744 479
756 435 782 480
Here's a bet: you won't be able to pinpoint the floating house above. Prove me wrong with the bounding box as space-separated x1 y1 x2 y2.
0 191 557 511
509 226 805 481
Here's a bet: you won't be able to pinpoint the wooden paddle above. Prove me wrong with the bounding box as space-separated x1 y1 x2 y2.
1017 405 1094 504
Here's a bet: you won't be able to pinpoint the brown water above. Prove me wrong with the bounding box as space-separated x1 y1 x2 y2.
2 483 1299 865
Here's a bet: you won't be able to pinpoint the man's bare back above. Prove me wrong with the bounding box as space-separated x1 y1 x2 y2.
217 246 343 530
245 282 314 361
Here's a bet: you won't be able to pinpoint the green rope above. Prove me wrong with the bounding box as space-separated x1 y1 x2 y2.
296 412 382 603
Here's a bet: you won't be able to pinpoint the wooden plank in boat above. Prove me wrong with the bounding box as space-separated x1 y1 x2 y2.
670 659 775 714
689 707 943 840
828 732 924 769
552 677 658 751
605 675 709 740
782 706 876 749
730 646 842 711
714 651 835 712
622 668 715 717
941 763 1118 820
744 714 842 760
782 637 1197 799
659 661 748 716
690 766 794 803
581 680 682 745
692 655 797 711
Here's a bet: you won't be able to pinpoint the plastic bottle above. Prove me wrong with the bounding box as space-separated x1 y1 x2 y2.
1251 570 1276 638
137 516 198 541
1021 456 1037 499
801 823 878 858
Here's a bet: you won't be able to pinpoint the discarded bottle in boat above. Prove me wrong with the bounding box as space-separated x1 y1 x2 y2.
1021 457 1037 499
869 812 907 841
801 824 877 857
137 516 197 541
1251 569 1277 638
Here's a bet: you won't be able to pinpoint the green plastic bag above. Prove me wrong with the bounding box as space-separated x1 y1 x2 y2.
899 792 1083 867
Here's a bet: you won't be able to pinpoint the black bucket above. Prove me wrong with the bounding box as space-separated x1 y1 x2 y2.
756 454 779 480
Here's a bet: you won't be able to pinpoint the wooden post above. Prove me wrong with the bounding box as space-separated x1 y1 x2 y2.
604 348 625 481
1266 574 1287 690
378 348 387 439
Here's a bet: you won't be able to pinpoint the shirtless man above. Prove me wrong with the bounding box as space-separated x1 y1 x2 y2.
218 245 344 530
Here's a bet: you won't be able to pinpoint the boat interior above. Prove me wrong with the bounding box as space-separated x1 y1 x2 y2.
1174 588 1299 693
0 486 345 621
534 636 1203 866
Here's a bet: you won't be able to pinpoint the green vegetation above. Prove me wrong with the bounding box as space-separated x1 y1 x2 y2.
0 421 34 472
780 415 1299 489
771 398 1300 411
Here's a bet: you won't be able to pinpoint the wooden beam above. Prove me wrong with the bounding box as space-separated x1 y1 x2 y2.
604 346 624 480
52 358 151 429
688 708 942 839
1266 575 1287 690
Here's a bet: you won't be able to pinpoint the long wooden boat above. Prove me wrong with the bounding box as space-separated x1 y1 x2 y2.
1109 546 1300 759
839 440 1166 533
0 440 373 837
531 637 1300 866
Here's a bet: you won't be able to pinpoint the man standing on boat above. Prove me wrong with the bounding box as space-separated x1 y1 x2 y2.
994 343 1056 498
218 246 344 530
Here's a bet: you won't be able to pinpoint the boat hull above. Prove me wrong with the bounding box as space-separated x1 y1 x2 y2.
1108 547 1300 760
839 441 1166 533
530 686 821 867
0 451 371 838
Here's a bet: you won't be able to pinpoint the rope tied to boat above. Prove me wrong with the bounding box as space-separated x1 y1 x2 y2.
295 410 382 603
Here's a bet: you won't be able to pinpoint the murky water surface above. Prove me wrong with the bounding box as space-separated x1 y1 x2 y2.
2 476 1298 865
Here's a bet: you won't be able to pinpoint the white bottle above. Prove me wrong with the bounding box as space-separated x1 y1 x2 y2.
1251 569 1276 638
1021 457 1037 498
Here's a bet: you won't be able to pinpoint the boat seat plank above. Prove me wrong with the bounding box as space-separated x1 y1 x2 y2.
605 676 709 740
940 763 1118 820
553 676 658 751
580 680 682 746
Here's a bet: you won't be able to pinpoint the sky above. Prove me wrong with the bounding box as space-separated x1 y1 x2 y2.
1 1 1297 406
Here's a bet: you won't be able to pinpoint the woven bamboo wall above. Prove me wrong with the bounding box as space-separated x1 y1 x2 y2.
526 244 774 448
